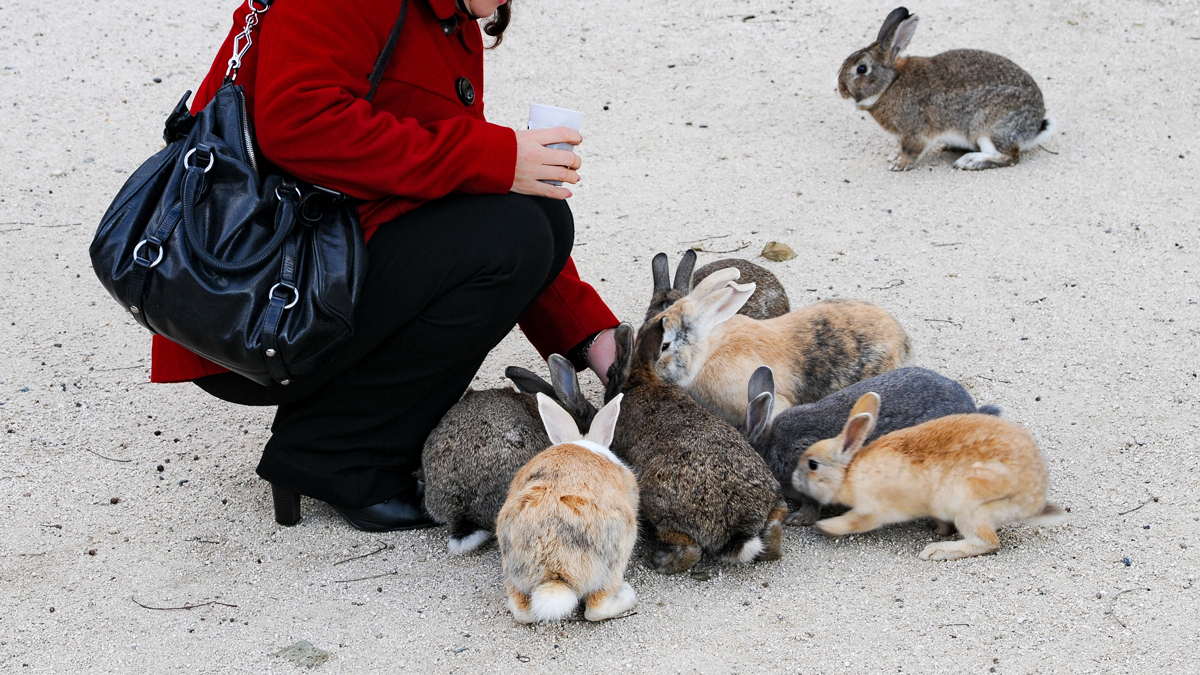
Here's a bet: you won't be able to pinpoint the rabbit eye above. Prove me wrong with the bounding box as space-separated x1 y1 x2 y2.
807 459 819 471
661 341 672 352
856 64 868 75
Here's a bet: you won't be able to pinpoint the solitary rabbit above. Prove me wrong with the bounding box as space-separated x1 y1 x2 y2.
652 267 912 428
422 355 596 554
605 322 787 574
644 249 789 324
742 366 999 526
838 7 1056 171
497 393 638 623
795 392 1065 560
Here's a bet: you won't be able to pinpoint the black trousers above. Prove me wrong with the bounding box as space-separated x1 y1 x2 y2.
196 193 573 507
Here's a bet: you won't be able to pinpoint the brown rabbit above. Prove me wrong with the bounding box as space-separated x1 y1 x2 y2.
644 250 790 324
795 392 1066 560
497 394 639 622
604 321 787 574
838 7 1056 171
652 268 912 428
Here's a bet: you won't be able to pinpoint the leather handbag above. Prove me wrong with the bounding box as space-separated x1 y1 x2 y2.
90 0 408 386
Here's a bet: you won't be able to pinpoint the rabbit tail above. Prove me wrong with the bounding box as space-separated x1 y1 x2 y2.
976 404 1003 417
448 527 492 555
529 580 579 621
1022 117 1057 150
1024 502 1067 527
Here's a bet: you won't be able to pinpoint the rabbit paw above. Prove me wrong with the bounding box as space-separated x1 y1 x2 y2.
785 504 819 527
919 542 974 561
929 519 957 537
651 543 701 575
889 156 916 171
585 582 637 622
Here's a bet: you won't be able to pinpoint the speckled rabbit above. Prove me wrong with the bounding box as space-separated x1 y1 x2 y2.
497 393 639 623
651 267 912 428
741 366 999 526
422 355 596 555
643 250 790 324
838 7 1056 171
795 392 1065 560
603 322 787 575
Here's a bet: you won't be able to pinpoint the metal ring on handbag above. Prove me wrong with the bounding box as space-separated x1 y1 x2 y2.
274 184 302 202
132 240 165 268
183 148 215 173
269 282 300 310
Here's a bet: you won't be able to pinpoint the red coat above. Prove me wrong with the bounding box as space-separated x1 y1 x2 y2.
151 0 617 383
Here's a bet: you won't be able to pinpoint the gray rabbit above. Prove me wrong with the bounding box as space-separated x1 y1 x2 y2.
605 321 787 574
644 250 790 324
422 355 596 554
742 366 999 526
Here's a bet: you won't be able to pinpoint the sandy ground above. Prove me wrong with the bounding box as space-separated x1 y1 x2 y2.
2 0 1199 672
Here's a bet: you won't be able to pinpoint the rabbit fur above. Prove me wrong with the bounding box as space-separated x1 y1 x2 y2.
604 321 787 574
644 250 790 324
795 392 1066 560
742 366 1000 526
497 393 639 623
422 355 597 555
838 7 1056 171
651 267 913 428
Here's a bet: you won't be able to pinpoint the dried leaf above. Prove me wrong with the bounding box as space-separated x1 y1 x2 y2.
761 241 796 262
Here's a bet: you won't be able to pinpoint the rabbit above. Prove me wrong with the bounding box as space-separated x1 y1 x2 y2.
651 266 913 429
603 321 787 575
497 393 639 623
643 249 790 324
794 391 1066 560
838 7 1056 171
741 365 1000 527
421 354 597 555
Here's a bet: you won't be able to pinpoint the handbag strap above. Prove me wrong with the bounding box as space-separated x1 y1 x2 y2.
367 0 410 102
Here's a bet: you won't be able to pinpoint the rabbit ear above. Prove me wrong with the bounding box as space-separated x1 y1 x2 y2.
673 249 697 292
748 365 775 400
651 252 671 293
505 366 556 398
839 412 877 460
547 354 586 415
688 267 741 299
876 6 911 44
884 14 918 63
745 391 775 446
584 393 622 448
849 392 881 420
605 323 635 403
538 393 583 446
635 317 666 366
695 282 756 333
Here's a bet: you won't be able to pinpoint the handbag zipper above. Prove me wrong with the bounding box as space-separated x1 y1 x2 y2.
234 87 259 173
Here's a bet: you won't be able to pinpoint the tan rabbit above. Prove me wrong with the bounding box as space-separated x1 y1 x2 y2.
652 267 912 428
795 392 1066 560
838 7 1056 171
496 393 639 622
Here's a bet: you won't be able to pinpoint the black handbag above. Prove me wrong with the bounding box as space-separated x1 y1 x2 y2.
90 0 408 386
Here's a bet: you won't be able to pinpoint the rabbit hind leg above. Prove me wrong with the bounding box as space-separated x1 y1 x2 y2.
506 588 538 624
650 530 702 574
584 581 637 621
954 136 1019 170
755 501 789 562
918 506 1005 560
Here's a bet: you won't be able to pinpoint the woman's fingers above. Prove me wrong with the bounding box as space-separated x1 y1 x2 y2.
512 176 572 199
529 126 583 147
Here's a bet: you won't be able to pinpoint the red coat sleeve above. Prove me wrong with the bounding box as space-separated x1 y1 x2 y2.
252 1 516 203
519 258 619 361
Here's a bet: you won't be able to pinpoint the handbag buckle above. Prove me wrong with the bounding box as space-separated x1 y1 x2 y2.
132 240 165 268
184 147 215 173
269 282 300 310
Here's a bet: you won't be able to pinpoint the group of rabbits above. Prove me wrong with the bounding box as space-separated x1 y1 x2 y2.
419 6 1064 622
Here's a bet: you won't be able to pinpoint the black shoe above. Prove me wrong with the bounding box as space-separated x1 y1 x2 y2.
330 483 437 533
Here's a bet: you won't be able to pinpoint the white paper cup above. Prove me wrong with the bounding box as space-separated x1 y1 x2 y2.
528 104 583 185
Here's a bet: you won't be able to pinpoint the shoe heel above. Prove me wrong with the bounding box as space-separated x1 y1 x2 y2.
271 484 302 526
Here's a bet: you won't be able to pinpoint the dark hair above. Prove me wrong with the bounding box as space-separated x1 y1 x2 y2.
483 3 511 49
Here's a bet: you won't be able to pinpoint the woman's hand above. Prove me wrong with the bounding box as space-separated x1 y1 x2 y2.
587 327 617 385
512 127 582 199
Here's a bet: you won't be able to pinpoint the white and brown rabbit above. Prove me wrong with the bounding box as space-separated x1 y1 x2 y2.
644 250 790 324
605 322 787 574
496 393 639 623
422 355 595 555
652 267 912 428
795 392 1066 560
838 7 1056 171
